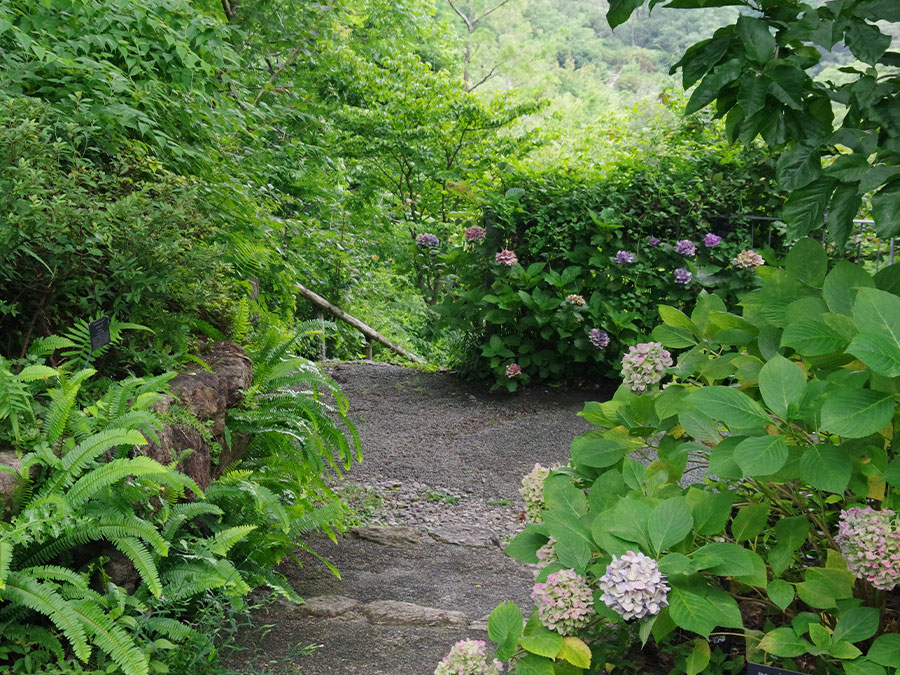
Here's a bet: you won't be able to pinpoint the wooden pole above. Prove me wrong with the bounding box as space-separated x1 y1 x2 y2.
296 283 424 364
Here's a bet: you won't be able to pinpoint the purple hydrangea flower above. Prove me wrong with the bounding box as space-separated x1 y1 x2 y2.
673 268 692 285
732 249 765 269
495 249 518 266
703 233 722 247
520 463 551 522
505 363 521 378
621 342 673 392
674 240 697 256
616 250 635 264
589 328 610 349
599 552 669 621
646 236 661 248
837 507 900 590
465 225 487 242
416 233 440 248
434 639 503 675
531 569 595 635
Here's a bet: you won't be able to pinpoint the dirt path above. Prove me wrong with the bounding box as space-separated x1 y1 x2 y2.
227 362 613 674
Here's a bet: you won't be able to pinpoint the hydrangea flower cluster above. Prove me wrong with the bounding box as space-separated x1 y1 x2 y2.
520 463 551 521
836 507 900 590
464 225 486 242
598 551 669 621
416 233 440 248
703 233 722 247
732 249 765 269
434 639 503 675
646 236 661 247
566 294 585 306
495 249 518 266
674 239 697 256
589 328 610 349
531 569 595 635
620 342 673 392
505 363 521 378
673 268 692 285
615 250 635 264
536 537 557 565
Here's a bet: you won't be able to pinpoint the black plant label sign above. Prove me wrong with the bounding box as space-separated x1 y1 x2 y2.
747 664 804 675
89 316 111 353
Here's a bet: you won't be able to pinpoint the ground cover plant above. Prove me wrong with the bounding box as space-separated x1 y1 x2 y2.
464 240 900 673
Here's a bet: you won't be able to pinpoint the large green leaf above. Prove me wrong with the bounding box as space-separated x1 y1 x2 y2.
692 542 756 576
688 387 770 430
685 638 711 675
730 503 770 542
820 389 895 438
570 430 630 468
668 576 742 637
823 261 875 316
777 146 822 191
867 634 900 667
648 497 694 554
735 15 775 64
519 612 563 659
798 444 852 493
542 474 587 518
758 354 806 419
607 0 644 28
685 59 742 115
796 568 854 608
873 180 900 238
828 182 863 247
781 320 847 356
833 607 880 644
685 488 734 536
766 580 794 611
759 627 813 657
504 524 548 564
542 510 593 570
733 435 788 477
488 602 523 661
784 237 828 287
782 177 834 237
847 288 900 377
845 20 891 65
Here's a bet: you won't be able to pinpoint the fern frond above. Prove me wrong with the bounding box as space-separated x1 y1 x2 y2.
112 538 162 598
0 538 11 590
23 521 169 566
27 335 77 358
2 572 90 661
20 565 89 592
46 428 147 493
16 364 59 382
141 616 198 642
159 502 223 541
70 599 149 675
0 621 65 658
44 369 96 446
205 525 256 557
289 502 345 537
67 457 170 507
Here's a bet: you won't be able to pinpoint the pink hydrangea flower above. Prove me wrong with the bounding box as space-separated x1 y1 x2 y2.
464 225 487 242
434 639 503 675
505 363 521 378
621 342 672 392
837 507 900 590
531 569 595 635
495 249 518 266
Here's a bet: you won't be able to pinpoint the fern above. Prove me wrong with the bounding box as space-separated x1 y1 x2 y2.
67 457 171 507
69 599 149 675
2 572 90 661
58 317 151 368
205 525 256 557
43 428 148 494
112 538 162 599
159 503 223 541
43 369 96 446
140 616 198 642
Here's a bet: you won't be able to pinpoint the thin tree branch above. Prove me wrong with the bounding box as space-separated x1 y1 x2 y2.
467 61 504 92
446 0 475 32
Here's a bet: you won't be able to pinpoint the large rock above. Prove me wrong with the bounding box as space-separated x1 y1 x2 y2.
297 595 362 619
429 525 500 549
205 342 253 407
362 600 468 628
346 526 423 548
169 371 227 436
0 451 22 514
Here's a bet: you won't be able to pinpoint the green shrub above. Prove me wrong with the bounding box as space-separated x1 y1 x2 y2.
474 239 900 672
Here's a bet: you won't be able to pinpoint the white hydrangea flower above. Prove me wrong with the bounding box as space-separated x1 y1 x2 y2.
620 342 672 392
598 551 669 621
531 568 595 635
520 463 551 522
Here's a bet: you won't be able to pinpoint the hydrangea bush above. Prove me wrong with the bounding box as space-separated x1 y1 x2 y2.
435 640 503 675
448 240 900 673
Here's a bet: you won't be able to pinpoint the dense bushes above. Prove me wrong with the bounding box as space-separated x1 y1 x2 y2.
438 124 781 388
468 240 900 673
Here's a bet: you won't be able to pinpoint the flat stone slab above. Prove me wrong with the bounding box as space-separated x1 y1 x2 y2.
299 595 362 619
429 525 500 549
347 526 423 548
362 600 469 628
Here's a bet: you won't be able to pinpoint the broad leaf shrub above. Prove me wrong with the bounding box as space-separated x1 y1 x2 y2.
438 125 780 389
457 239 900 673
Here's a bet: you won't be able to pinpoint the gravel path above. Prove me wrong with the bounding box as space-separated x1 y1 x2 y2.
227 362 614 674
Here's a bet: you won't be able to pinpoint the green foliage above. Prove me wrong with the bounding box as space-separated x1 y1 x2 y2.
484 239 900 672
608 0 900 243
439 119 779 388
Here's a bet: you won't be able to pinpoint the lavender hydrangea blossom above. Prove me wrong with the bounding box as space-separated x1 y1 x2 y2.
703 233 722 247
495 249 518 266
732 250 765 269
416 233 440 248
531 569 595 635
616 250 635 264
836 507 900 590
646 236 661 247
434 639 503 675
673 268 692 285
464 225 487 242
520 463 551 521
589 328 610 349
674 239 697 256
620 342 673 392
598 552 669 621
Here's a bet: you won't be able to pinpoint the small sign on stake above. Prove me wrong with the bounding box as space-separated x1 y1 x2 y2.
83 316 111 369
747 664 804 675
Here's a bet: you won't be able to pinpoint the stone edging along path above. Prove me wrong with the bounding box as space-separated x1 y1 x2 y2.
228 362 613 674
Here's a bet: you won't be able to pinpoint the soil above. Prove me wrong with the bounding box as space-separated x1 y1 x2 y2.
226 362 615 675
